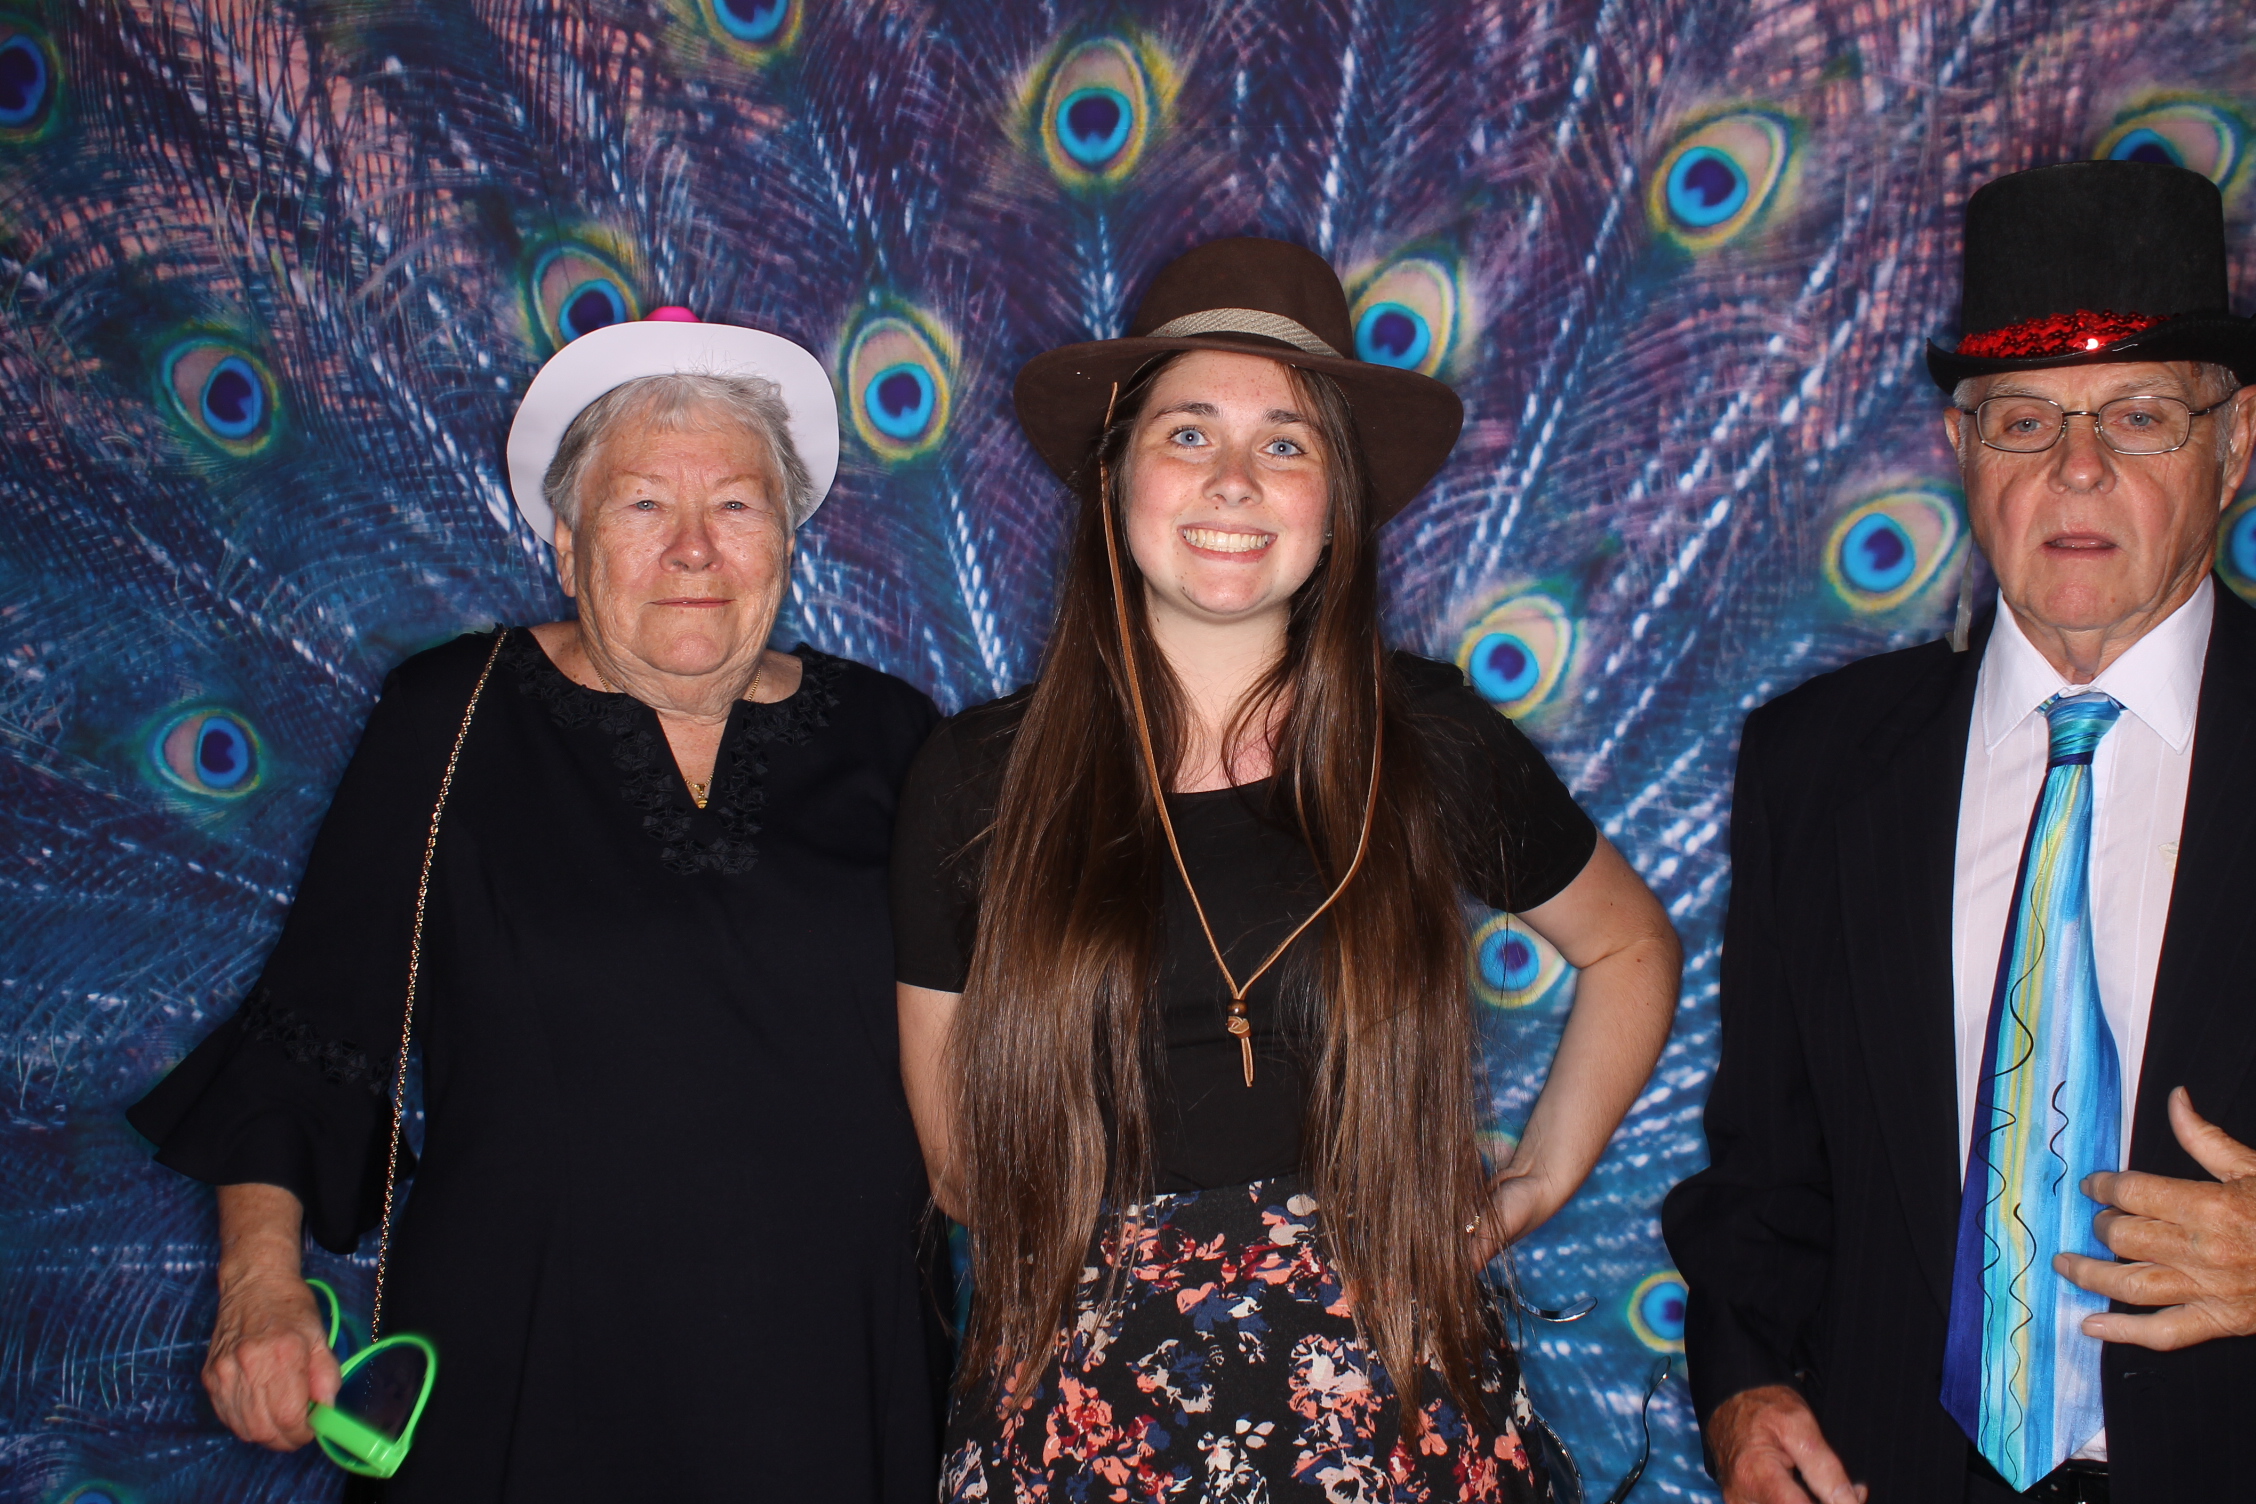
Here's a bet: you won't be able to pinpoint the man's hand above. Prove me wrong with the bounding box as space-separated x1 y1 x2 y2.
2055 1086 2256 1350
1709 1384 1868 1504
204 1183 339 1449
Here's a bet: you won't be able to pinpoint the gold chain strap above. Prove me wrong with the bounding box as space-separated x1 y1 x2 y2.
370 628 508 1338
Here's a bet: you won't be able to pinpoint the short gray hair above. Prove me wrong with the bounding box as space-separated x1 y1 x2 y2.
1950 361 2242 413
542 372 816 531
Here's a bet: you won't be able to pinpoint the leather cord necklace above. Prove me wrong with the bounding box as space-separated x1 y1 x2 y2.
1096 380 1383 1088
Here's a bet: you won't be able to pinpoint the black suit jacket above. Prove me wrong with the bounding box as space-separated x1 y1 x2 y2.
1662 580 2256 1504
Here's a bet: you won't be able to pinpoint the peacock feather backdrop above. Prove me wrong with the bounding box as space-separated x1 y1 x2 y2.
3 0 2253 1498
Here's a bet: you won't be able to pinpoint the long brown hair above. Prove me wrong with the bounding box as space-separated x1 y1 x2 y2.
951 353 1498 1425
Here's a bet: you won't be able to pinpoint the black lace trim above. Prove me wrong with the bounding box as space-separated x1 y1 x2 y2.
239 987 388 1098
506 631 845 876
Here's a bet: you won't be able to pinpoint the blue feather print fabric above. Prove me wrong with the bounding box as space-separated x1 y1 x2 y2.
2 2 2254 1500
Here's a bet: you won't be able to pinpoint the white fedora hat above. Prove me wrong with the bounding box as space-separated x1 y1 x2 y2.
504 309 841 541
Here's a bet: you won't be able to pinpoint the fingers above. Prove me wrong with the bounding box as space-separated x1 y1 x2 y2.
2084 1168 2219 1226
1783 1420 1867 1504
206 1330 322 1448
2054 1251 2195 1306
1713 1386 1864 1504
308 1340 342 1409
2170 1088 2256 1183
2079 1302 2234 1352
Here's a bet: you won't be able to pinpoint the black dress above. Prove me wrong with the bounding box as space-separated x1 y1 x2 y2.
890 653 1597 1502
129 629 943 1503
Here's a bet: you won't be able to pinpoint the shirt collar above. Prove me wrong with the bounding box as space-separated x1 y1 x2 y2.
1977 576 2212 754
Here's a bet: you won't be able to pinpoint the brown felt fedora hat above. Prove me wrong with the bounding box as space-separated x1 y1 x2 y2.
1014 237 1465 523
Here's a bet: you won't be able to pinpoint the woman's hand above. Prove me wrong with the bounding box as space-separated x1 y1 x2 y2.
1480 838 1681 1248
205 1183 339 1450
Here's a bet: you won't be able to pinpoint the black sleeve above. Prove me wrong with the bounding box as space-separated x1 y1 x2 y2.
1660 704 1835 1426
125 636 490 1253
888 710 1004 993
1400 656 1598 913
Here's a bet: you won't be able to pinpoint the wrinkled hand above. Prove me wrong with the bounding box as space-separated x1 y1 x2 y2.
1709 1385 1867 1504
2055 1087 2256 1351
204 1270 340 1450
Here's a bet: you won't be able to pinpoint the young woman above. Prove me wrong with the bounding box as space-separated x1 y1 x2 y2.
893 239 1680 1501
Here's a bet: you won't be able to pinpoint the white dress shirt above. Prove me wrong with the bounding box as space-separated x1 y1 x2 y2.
1951 577 2212 1461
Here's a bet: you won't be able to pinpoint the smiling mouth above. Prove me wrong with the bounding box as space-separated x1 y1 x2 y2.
1180 526 1275 556
2043 534 2116 552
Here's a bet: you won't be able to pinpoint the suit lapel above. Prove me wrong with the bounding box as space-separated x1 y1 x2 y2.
2132 582 2256 1174
1835 620 1989 1312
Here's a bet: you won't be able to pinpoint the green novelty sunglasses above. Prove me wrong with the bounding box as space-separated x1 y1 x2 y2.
302 1279 438 1479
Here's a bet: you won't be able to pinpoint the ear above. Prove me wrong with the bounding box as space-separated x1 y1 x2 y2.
553 516 579 599
2221 385 2256 506
1942 402 1966 457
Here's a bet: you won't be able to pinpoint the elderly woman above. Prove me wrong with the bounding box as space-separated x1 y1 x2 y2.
129 316 942 1500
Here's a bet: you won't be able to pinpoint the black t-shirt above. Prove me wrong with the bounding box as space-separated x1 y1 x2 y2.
890 652 1597 1191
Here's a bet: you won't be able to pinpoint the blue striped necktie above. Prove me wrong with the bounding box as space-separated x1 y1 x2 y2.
1942 692 2124 1490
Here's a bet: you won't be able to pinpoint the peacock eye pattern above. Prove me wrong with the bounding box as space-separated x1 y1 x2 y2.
1626 1269 1689 1352
150 707 261 798
528 245 640 351
1457 591 1575 720
2095 100 2248 191
1822 488 1962 613
2216 487 2256 607
1348 255 1462 377
1470 913 1569 1009
0 20 57 139
843 311 955 462
160 340 279 455
1036 36 1162 187
1648 111 1794 252
699 0 799 59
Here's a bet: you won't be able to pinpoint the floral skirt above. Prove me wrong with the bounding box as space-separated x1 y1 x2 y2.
942 1176 1562 1503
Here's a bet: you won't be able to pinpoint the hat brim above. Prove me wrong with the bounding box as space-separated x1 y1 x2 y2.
1925 312 2256 391
1014 332 1465 524
505 321 841 541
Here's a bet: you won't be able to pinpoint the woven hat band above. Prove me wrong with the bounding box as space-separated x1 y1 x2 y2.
1144 307 1343 359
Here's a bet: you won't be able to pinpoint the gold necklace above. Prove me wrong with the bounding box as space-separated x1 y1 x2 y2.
586 641 762 812
1095 381 1383 1088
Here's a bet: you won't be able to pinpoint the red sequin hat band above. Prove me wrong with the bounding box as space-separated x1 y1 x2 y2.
1955 308 2169 360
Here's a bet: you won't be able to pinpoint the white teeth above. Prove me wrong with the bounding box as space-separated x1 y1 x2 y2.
1181 527 1273 554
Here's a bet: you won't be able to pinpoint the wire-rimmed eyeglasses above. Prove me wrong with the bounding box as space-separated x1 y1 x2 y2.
1956 393 2232 456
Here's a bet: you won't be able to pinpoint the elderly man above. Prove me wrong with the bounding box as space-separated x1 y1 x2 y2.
1664 159 2256 1504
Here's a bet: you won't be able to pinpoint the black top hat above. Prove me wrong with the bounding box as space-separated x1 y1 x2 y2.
1925 160 2256 391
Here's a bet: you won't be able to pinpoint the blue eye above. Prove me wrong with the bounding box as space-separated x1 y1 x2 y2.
0 30 51 132
1056 86 1133 167
711 0 788 42
1823 489 1962 612
151 708 261 797
1649 112 1794 251
1627 1270 1689 1352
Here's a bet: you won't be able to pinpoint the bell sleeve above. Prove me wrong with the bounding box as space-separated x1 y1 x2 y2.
126 637 486 1253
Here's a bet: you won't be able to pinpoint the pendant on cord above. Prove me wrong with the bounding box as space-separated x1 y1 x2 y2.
1227 999 1254 1088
